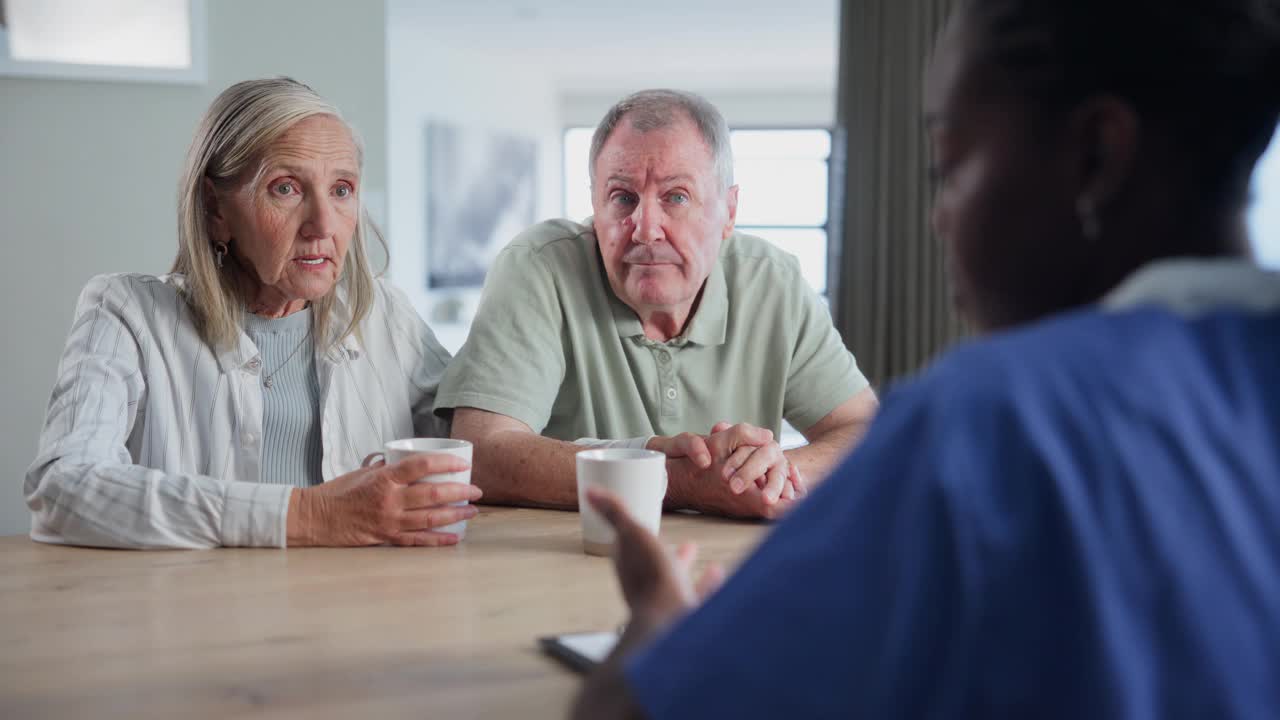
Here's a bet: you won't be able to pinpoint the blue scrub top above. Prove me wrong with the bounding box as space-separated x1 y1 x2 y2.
627 300 1280 718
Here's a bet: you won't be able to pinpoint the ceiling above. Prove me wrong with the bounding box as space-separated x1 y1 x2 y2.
387 0 839 93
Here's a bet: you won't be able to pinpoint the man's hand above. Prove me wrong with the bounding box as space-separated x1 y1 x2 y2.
668 460 801 519
646 432 713 470
705 422 806 502
649 422 806 519
586 486 723 632
286 454 483 547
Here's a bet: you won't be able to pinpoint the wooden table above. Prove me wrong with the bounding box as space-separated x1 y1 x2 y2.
0 507 767 719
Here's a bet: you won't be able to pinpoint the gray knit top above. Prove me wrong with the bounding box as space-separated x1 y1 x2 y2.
244 308 323 488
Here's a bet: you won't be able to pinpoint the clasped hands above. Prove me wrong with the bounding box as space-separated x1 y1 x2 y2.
648 421 805 520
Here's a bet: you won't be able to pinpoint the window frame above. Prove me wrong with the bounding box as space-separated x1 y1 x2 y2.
0 0 207 85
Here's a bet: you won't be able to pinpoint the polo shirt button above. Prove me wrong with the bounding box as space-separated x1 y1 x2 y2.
665 387 677 400
242 432 257 445
659 351 671 364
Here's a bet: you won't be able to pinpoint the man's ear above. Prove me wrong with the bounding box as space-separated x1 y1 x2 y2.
203 177 230 244
721 184 740 240
1069 95 1140 215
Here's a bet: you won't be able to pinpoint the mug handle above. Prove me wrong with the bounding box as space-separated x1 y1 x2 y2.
362 452 386 468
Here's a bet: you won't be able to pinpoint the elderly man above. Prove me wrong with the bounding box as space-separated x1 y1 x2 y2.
435 89 877 518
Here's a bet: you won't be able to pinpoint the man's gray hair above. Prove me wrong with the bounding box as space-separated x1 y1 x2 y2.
588 89 734 192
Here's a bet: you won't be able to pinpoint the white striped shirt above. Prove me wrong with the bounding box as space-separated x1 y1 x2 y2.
25 273 451 549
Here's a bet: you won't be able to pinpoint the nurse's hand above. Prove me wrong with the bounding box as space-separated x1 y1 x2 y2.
586 486 724 632
285 454 482 547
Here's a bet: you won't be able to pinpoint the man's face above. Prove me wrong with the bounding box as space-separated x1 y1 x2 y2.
591 115 738 318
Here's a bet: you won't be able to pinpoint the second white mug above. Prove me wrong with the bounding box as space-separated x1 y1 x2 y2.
575 448 667 556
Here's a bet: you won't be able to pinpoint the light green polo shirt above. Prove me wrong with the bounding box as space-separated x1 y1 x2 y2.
435 218 868 440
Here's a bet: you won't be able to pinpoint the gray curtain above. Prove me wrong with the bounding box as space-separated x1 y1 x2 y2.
828 0 963 389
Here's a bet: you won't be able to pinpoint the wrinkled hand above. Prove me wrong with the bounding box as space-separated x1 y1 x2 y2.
287 454 482 547
652 422 806 519
705 422 806 504
647 431 714 469
587 486 724 631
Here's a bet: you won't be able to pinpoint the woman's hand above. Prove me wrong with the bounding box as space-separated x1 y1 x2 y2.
286 454 482 547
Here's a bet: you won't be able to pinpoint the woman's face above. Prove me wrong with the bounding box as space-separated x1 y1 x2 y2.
923 14 1090 333
210 115 359 316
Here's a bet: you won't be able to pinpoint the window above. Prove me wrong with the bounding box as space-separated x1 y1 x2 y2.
1250 131 1280 268
563 127 832 293
0 0 205 84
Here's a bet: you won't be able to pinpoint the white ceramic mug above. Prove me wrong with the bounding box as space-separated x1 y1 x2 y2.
575 448 667 556
363 438 474 538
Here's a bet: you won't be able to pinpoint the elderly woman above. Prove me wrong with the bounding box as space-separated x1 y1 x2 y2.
576 0 1280 717
25 78 480 549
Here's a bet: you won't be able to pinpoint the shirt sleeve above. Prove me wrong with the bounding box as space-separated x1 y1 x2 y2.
24 275 292 550
783 282 870 432
624 376 990 719
434 242 567 432
379 281 453 439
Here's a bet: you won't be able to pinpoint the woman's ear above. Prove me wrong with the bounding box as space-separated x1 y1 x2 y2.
203 177 230 244
1069 95 1141 213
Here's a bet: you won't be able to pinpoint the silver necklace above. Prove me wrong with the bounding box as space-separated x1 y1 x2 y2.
261 330 310 389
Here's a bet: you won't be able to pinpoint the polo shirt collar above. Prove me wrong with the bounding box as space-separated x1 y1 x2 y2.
683 260 729 345
1103 258 1280 316
606 256 729 347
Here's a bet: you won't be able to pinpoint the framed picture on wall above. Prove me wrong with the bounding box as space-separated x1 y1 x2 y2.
425 121 537 289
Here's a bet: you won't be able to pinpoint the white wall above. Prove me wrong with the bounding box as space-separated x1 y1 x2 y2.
385 3 563 353
0 0 388 536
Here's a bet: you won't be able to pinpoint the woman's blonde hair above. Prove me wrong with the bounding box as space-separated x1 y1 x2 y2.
172 76 383 351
